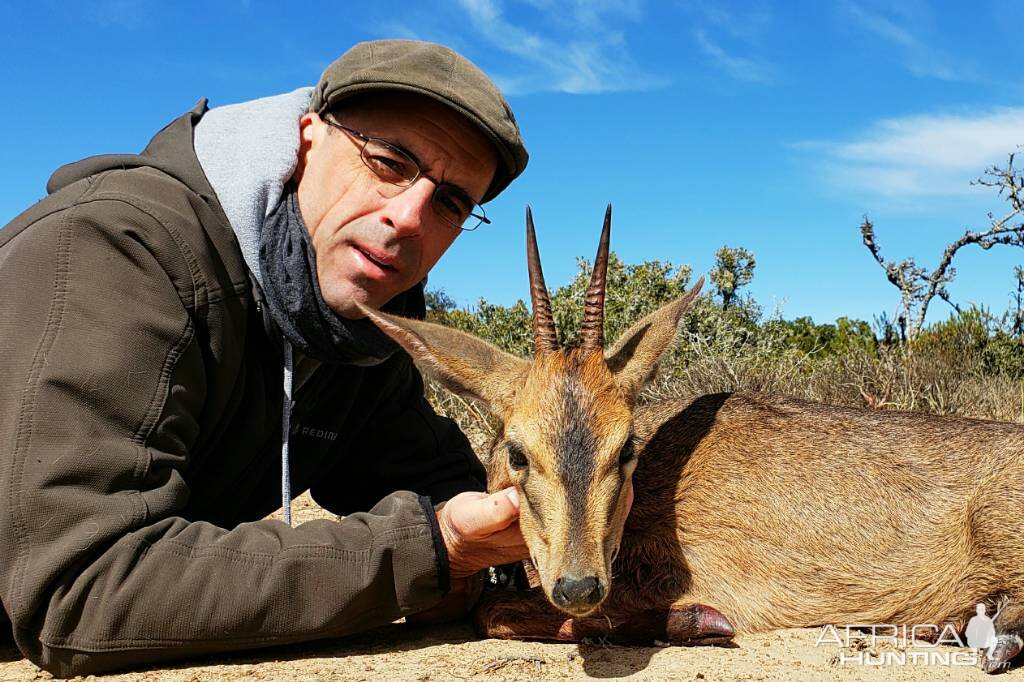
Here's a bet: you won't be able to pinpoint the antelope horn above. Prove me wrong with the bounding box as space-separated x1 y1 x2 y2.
580 204 612 351
526 207 558 355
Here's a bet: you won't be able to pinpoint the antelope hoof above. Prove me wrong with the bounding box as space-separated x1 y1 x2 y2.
665 604 735 645
982 634 1023 674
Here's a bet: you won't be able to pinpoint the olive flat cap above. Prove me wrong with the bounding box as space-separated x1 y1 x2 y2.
310 39 528 202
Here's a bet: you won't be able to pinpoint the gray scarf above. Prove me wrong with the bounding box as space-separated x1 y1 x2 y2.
258 189 415 366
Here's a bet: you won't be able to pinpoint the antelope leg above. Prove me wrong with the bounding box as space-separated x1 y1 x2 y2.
983 602 1024 674
983 635 1022 675
474 589 573 641
474 589 735 645
663 603 735 645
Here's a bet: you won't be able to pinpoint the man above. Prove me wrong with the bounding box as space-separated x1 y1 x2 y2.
0 40 529 676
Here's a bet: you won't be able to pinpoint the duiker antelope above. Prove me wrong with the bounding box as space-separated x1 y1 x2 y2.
362 207 1024 673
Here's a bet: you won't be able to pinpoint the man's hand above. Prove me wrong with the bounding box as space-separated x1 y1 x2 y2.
437 487 529 579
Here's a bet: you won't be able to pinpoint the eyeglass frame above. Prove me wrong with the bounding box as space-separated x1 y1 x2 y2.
319 115 492 232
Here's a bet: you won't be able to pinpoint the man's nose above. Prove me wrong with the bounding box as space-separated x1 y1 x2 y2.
381 177 435 237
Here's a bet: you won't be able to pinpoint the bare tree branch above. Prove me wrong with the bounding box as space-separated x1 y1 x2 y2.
860 148 1024 340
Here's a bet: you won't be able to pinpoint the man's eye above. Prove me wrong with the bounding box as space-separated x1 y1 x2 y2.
434 189 472 223
365 153 414 182
507 443 528 470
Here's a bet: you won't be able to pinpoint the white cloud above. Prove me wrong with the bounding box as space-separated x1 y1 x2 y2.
804 109 1024 199
92 0 149 29
521 0 644 32
841 1 978 82
373 22 429 42
694 30 773 84
844 2 916 47
692 2 772 41
455 0 665 94
683 1 775 85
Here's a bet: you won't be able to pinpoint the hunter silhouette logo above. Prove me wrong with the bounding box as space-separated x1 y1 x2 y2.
967 603 998 656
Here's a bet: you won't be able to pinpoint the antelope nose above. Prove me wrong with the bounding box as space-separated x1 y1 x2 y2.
552 575 605 609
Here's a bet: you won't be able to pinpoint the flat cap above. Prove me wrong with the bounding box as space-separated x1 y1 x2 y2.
310 39 528 202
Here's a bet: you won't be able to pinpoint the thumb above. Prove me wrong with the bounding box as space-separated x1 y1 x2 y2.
452 487 520 538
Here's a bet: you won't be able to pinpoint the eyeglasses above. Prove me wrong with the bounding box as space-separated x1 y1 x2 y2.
321 118 491 232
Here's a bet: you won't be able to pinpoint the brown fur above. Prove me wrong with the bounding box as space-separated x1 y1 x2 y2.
613 393 1024 631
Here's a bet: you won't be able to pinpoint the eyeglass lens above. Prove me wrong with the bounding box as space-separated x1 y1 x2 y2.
361 139 483 230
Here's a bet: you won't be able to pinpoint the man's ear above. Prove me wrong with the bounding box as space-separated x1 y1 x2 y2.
359 304 529 417
293 112 319 182
605 277 703 402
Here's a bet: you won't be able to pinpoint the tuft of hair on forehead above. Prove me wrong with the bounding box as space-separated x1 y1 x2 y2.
514 349 632 446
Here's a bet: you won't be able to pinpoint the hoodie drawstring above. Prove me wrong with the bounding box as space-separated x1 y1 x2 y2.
281 339 294 526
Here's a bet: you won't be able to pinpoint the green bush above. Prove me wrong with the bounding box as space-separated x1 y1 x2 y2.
914 306 1024 378
766 316 877 357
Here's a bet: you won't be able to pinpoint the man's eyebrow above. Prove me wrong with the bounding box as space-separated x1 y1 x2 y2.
443 182 477 204
382 137 422 167
383 137 479 203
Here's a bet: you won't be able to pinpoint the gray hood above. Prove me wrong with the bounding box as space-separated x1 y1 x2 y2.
193 87 313 290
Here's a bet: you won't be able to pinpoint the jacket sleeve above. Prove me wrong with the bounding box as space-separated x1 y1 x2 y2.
0 194 447 677
310 353 487 518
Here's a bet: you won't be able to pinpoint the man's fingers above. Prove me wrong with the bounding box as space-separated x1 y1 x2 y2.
486 525 531 562
447 487 520 539
438 489 529 578
468 487 520 535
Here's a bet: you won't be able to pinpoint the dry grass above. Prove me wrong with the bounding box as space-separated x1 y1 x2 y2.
649 345 1023 422
427 341 1024 449
425 381 500 453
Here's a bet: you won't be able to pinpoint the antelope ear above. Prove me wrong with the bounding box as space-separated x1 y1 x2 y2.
359 304 529 416
605 277 703 402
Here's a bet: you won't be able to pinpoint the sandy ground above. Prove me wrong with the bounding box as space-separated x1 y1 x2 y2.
2 493 1020 682
3 622 1020 681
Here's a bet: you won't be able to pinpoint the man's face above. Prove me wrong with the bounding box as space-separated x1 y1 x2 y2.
294 92 498 319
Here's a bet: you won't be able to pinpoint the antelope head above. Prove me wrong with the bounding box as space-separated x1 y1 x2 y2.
360 205 702 616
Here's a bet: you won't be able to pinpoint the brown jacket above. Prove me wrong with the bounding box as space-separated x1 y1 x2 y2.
0 101 485 676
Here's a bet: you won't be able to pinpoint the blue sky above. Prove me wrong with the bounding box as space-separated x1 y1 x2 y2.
4 1 1024 327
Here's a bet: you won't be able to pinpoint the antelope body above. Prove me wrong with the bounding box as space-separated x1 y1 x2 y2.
363 207 1024 673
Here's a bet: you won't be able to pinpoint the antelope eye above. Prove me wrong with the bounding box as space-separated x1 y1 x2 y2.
507 443 528 470
618 438 636 465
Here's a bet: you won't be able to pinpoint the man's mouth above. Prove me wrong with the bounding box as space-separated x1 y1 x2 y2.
354 245 399 275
